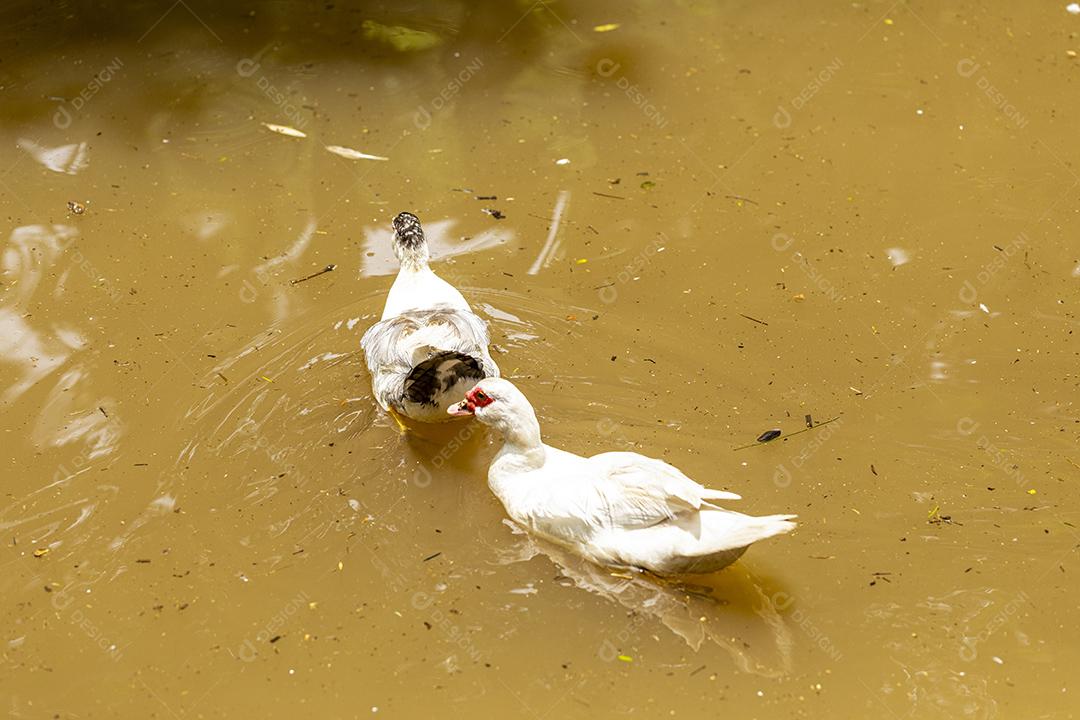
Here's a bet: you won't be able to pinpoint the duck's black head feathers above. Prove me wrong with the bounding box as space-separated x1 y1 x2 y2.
392 211 425 250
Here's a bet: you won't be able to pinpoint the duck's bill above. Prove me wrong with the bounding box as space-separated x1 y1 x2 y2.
447 400 474 417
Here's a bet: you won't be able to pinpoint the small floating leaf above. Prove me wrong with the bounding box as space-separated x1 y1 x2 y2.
756 429 782 443
325 145 389 161
361 20 442 52
262 122 307 138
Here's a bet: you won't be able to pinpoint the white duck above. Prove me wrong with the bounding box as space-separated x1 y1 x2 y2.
361 212 499 423
449 379 796 575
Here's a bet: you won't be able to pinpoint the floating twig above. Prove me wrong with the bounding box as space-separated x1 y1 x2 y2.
739 313 768 326
592 191 626 200
291 264 337 285
423 552 442 562
734 415 842 451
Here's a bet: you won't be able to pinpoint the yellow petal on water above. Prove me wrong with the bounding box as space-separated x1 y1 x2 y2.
593 23 620 32
260 376 274 383
262 122 307 138
325 145 389 162
1027 489 1037 495
617 654 633 662
576 258 588 264
33 547 50 558
337 561 344 571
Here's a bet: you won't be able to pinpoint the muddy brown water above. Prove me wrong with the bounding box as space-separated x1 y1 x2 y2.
2 1 1078 717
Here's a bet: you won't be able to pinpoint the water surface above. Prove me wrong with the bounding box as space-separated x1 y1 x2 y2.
2 1 1078 717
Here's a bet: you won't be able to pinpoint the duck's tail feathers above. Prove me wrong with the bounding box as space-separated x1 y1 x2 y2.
702 512 797 554
700 488 742 503
402 351 487 407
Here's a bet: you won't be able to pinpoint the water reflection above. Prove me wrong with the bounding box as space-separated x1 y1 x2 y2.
496 522 794 675
360 216 512 276
16 139 89 175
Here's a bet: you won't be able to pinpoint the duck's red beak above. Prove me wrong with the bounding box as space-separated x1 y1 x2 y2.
447 398 474 417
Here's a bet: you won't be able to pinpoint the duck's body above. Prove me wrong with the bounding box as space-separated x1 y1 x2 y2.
361 213 499 423
450 379 796 575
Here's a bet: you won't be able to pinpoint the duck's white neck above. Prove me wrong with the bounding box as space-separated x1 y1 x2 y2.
492 407 545 467
395 247 430 272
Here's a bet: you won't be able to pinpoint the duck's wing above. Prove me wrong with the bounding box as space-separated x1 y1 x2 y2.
361 306 498 410
586 452 742 530
361 306 498 376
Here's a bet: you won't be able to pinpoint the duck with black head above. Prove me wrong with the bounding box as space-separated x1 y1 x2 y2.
361 212 500 425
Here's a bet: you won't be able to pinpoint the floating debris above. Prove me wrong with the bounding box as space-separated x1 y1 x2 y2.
555 158 570 165
734 416 841 451
482 208 505 220
885 247 910 267
262 122 307 138
33 548 49 558
739 313 768 326
593 23 620 32
325 145 389 161
291 264 337 285
1069 2 1080 14
361 19 442 52
67 200 86 215
805 414 813 428
927 506 954 525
